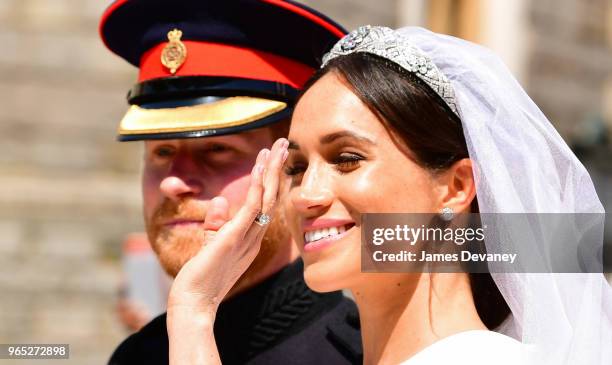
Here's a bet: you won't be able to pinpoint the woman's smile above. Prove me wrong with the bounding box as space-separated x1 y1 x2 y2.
302 218 357 252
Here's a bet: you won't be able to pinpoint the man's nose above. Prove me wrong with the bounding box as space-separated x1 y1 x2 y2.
159 155 204 202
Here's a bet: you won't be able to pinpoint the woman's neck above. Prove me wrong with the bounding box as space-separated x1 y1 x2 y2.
350 273 486 365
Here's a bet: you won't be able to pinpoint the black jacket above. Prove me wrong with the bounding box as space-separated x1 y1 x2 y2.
109 259 362 364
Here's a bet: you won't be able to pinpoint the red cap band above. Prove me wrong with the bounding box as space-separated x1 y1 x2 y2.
139 41 315 88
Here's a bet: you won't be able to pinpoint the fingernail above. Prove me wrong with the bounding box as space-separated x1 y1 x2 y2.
262 149 270 161
256 150 264 164
252 163 262 178
257 164 265 175
282 149 289 162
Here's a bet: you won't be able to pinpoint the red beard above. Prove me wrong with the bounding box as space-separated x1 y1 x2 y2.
145 198 290 287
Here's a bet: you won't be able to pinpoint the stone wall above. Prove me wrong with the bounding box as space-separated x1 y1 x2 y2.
526 0 612 141
0 1 141 363
302 0 399 29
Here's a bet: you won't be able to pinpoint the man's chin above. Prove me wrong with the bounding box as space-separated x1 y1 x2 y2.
156 243 200 278
149 227 206 278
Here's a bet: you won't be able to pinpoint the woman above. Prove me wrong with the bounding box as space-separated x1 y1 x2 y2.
283 26 525 364
167 27 611 364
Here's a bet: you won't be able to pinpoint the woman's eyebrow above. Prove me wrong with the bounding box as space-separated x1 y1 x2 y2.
288 131 375 150
320 131 376 145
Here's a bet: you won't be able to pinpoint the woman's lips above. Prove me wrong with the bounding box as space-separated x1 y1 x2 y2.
302 220 356 252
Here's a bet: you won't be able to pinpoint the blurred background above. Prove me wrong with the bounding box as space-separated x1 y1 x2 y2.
0 0 611 364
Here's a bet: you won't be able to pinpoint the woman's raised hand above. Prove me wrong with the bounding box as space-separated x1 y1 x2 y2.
167 138 289 365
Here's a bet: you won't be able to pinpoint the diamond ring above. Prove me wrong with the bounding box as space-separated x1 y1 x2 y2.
254 212 272 227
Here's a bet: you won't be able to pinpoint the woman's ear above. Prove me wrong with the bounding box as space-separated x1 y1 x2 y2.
436 158 476 213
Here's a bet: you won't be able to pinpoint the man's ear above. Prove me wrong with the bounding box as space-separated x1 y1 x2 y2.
435 158 477 213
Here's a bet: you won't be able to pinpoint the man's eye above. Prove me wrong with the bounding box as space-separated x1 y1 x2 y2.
206 144 231 153
154 147 175 158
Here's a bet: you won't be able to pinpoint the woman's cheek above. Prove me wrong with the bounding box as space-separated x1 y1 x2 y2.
338 166 385 211
282 197 301 250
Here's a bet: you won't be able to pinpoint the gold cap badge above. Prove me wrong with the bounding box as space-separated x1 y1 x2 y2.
161 29 187 74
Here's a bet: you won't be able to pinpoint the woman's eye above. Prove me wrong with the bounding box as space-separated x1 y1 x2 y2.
284 163 306 176
333 152 364 172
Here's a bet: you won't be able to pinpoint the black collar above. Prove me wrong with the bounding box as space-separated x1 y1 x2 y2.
214 259 344 363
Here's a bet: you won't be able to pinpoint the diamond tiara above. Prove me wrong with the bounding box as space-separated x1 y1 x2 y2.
322 25 459 117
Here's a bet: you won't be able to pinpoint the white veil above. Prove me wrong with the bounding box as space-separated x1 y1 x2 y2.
395 27 612 365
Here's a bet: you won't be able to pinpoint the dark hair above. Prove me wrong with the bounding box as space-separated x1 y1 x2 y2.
300 52 510 329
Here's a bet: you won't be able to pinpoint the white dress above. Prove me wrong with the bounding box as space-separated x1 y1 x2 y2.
400 330 526 365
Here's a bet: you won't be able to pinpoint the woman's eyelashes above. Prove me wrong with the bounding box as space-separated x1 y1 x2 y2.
332 152 364 173
284 151 366 177
284 160 306 176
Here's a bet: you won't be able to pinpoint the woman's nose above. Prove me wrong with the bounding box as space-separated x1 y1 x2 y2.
290 165 334 214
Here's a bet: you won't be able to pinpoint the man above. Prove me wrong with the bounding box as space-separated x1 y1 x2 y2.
99 0 362 364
